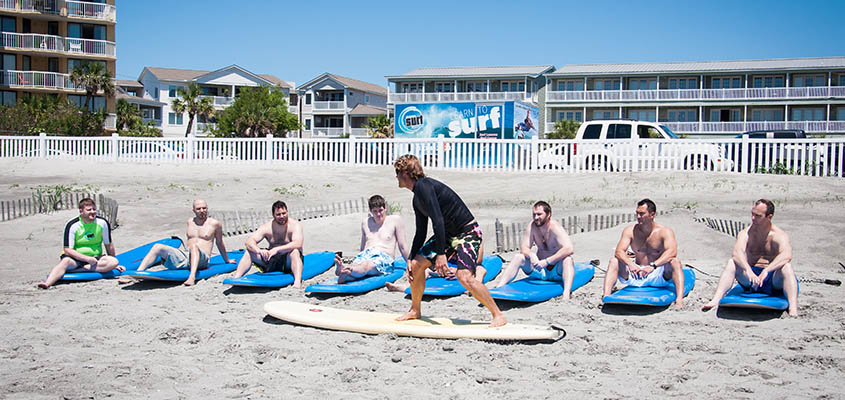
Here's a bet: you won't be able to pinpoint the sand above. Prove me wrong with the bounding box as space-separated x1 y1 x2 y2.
1 159 844 399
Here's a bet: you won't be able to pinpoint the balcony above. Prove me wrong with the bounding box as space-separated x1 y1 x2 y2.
0 32 116 58
200 95 234 108
0 69 76 90
661 121 845 134
312 101 346 111
1 1 115 23
546 86 845 103
389 91 530 104
312 127 345 137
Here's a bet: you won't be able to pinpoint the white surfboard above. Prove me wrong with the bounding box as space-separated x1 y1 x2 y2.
263 301 565 342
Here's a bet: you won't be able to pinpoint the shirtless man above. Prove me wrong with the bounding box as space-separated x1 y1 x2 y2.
702 199 798 316
393 154 506 327
602 199 686 309
231 200 304 287
495 201 576 299
335 194 409 283
133 199 234 286
38 198 123 288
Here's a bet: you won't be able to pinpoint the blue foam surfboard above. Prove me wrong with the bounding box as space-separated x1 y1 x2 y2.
489 261 596 302
718 280 798 311
305 259 408 294
403 256 503 297
222 251 335 288
122 250 244 282
60 237 184 281
602 268 696 306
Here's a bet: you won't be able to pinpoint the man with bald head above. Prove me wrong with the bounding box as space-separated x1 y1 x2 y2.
133 199 235 286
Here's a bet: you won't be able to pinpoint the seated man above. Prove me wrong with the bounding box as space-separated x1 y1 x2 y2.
494 201 576 299
702 199 798 316
231 200 304 287
131 199 234 286
602 198 686 309
38 198 123 288
335 195 409 283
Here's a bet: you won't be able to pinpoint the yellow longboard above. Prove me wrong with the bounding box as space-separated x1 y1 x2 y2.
263 301 565 342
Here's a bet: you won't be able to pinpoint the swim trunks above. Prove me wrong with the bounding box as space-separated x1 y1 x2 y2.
618 264 669 287
253 249 303 274
351 248 395 274
520 257 563 281
738 266 780 295
418 222 482 273
162 246 209 270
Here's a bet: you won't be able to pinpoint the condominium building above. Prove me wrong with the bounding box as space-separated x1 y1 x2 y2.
545 57 845 136
0 0 116 128
296 72 387 137
135 65 294 137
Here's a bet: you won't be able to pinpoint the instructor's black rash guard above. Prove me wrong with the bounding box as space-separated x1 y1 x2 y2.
410 177 474 259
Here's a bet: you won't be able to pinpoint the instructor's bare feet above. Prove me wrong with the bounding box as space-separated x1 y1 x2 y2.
489 314 507 328
385 282 408 292
396 310 421 321
701 301 718 312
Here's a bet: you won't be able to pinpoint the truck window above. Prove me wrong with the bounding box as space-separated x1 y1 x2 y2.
582 124 602 139
638 126 661 138
609 124 632 139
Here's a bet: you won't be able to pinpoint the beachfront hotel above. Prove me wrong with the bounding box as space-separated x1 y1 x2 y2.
0 0 116 129
128 65 294 137
295 72 387 137
544 57 845 137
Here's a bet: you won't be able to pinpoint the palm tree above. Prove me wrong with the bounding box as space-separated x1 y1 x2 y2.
363 114 392 138
115 98 141 131
171 83 214 137
69 62 115 111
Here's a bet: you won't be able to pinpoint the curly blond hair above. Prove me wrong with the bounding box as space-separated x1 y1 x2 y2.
394 154 425 181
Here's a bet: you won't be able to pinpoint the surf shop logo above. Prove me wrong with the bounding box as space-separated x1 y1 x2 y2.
447 105 500 136
398 106 424 133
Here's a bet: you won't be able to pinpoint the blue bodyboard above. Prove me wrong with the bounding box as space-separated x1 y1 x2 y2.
222 251 335 288
60 237 184 281
305 259 407 294
122 250 244 282
602 268 696 306
489 261 595 302
403 256 503 297
718 280 798 311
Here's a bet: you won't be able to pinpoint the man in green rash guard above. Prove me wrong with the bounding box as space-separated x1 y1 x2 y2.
37 198 123 288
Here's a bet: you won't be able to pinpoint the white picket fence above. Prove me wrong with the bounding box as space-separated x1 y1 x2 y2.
1 133 844 177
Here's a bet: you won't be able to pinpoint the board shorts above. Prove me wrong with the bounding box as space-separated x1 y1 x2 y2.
739 266 780 295
253 249 303 274
618 264 669 287
61 254 102 269
522 257 563 282
162 246 209 270
418 222 482 273
351 248 395 274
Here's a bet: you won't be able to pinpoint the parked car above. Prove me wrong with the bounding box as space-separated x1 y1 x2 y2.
730 129 827 174
538 119 733 171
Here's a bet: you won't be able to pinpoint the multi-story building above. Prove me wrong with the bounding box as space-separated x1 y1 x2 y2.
296 72 387 137
0 0 116 129
545 57 845 136
135 65 294 137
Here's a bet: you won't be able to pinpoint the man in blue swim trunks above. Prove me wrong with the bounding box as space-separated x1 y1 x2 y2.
334 195 410 283
702 199 798 316
393 154 506 327
602 199 686 309
38 198 123 288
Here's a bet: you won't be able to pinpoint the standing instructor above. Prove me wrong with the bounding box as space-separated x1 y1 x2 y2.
393 154 506 327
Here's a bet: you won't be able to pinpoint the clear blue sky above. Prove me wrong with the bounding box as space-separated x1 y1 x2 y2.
116 0 845 88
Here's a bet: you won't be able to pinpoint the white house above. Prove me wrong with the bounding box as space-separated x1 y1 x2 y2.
296 73 387 137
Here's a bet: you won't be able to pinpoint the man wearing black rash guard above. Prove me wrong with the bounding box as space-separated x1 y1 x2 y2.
393 154 506 327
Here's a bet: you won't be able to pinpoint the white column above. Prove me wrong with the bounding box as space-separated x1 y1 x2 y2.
583 106 586 122
486 79 490 101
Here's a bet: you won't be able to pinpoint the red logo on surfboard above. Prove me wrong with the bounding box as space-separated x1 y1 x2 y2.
309 308 323 312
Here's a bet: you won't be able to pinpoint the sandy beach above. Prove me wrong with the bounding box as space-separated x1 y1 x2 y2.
1 158 844 399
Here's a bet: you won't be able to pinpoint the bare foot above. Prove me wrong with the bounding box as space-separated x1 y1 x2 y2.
396 310 421 321
489 314 507 328
701 301 718 312
385 282 408 292
562 293 571 300
117 277 137 284
337 274 348 284
673 300 684 310
37 282 49 289
116 265 126 272
183 278 196 286
787 309 798 317
292 282 302 289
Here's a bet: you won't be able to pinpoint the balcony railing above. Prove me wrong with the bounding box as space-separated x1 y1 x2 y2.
288 105 298 114
312 101 345 110
0 32 115 57
389 91 530 104
312 127 345 137
200 95 234 107
1 1 116 22
661 121 845 134
547 86 845 102
349 128 369 137
0 69 76 90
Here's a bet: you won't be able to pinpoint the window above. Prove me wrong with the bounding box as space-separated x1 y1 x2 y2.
48 58 58 73
837 107 845 121
48 21 58 36
0 90 16 106
365 95 369 102
666 109 696 122
629 79 656 90
67 23 107 40
168 85 180 98
607 124 632 139
68 95 105 111
752 75 785 88
499 81 524 92
668 78 697 89
304 119 311 130
168 112 184 125
305 93 311 104
712 77 741 89
557 80 584 91
710 109 741 122
22 18 31 33
592 110 619 120
557 111 583 122
22 55 30 71
67 59 106 73
154 87 159 99
581 124 602 139
793 75 826 87
1 53 15 70
594 79 620 90
435 82 452 92
638 126 661 139
791 108 824 121
0 16 15 33
402 83 421 93
751 108 784 121
628 110 656 122
466 82 487 92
